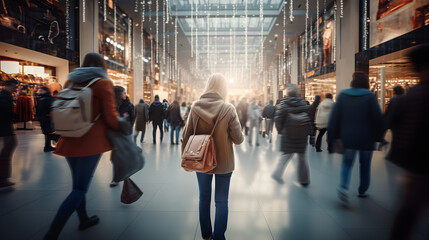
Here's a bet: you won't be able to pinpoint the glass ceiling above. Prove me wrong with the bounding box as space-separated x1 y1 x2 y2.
167 0 286 73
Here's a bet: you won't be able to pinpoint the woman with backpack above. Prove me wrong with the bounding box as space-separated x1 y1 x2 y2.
182 74 244 240
44 53 120 240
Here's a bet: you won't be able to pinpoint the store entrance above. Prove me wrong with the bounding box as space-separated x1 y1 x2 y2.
369 49 419 111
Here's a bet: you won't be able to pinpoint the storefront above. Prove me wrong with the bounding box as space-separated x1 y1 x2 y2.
0 0 79 85
99 2 134 101
299 4 337 103
356 0 429 110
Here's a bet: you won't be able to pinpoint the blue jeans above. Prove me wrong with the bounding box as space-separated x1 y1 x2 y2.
170 125 181 144
152 121 164 143
196 172 232 240
46 154 101 238
340 149 373 194
134 130 145 143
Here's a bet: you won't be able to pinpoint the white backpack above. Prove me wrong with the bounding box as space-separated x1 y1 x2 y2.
52 78 101 137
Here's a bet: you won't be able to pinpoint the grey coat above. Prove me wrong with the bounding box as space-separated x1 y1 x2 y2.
108 117 145 182
275 97 310 153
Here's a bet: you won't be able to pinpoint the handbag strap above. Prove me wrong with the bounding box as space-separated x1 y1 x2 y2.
192 104 226 136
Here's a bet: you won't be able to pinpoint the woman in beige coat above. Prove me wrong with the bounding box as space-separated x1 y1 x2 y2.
182 74 244 240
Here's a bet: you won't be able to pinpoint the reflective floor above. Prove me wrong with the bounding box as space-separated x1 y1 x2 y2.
1 123 428 240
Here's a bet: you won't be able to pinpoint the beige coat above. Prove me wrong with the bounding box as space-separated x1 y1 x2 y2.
182 93 244 174
134 102 149 131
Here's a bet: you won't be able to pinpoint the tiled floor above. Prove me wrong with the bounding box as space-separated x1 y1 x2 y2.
1 123 429 240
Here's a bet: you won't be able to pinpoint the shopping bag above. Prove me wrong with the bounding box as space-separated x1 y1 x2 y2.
120 178 143 204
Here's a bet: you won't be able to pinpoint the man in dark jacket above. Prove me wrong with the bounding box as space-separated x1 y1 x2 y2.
262 100 276 143
149 95 165 144
388 45 429 240
0 79 18 188
272 84 311 186
166 100 183 145
384 85 405 133
328 72 384 202
36 86 55 152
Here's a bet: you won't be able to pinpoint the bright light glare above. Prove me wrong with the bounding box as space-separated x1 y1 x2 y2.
229 79 234 83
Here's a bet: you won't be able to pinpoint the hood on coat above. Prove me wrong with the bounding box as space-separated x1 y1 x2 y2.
150 100 163 107
283 97 308 107
68 67 109 83
319 98 334 108
342 88 373 97
250 102 259 109
192 93 228 124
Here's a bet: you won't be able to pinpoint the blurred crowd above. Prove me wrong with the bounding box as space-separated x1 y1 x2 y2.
0 44 428 240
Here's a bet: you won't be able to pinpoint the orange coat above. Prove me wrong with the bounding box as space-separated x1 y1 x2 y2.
54 79 120 157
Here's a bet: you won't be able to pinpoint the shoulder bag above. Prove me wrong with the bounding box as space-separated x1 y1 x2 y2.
181 105 225 173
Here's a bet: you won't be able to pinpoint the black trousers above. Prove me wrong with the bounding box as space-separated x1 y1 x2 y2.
0 135 17 181
316 128 327 151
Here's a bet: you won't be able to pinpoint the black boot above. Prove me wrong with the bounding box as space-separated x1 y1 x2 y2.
78 215 100 231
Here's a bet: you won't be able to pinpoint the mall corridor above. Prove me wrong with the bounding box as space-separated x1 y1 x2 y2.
1 0 429 239
0 125 428 240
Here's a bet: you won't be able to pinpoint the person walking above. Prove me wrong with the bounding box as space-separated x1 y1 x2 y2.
247 98 262 146
0 79 18 188
166 100 183 145
384 85 405 137
236 98 249 135
134 99 149 143
110 87 135 187
36 86 55 152
262 100 276 143
114 86 135 135
388 45 429 240
328 72 384 202
180 102 188 123
182 74 244 240
314 93 335 152
162 99 170 132
308 95 321 147
272 84 311 186
44 53 120 240
149 95 165 144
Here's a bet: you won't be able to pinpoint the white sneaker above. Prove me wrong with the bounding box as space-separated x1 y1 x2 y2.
337 187 349 203
110 181 119 187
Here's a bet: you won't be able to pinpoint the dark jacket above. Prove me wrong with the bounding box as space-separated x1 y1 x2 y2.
118 97 135 133
308 100 320 136
275 97 310 153
384 95 406 131
149 100 164 123
262 104 276 119
0 89 15 136
37 93 54 134
327 88 384 150
167 102 183 126
387 83 429 175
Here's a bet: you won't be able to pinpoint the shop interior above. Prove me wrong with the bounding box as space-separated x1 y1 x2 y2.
304 72 337 103
369 50 419 110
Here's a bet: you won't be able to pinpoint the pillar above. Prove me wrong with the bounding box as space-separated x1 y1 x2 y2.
379 67 385 111
79 0 99 65
291 40 299 85
133 24 144 103
335 0 360 92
